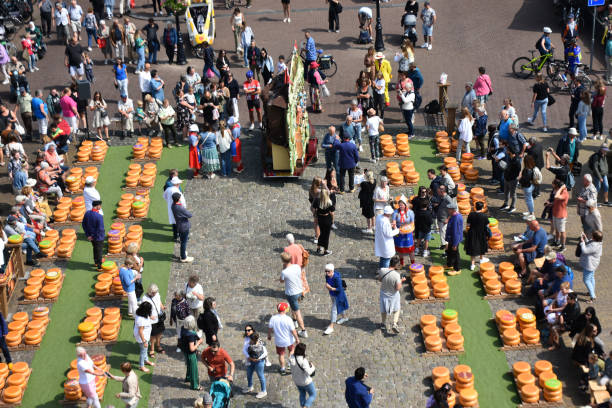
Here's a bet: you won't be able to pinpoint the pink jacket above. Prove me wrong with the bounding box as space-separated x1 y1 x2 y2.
473 74 493 97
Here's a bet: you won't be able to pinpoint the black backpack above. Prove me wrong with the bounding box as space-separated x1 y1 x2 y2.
423 99 440 114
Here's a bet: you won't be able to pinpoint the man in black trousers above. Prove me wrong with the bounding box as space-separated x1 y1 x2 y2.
82 200 105 269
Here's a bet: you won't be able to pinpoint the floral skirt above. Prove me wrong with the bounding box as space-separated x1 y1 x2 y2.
201 147 220 173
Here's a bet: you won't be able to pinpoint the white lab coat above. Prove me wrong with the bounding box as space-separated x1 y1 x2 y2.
83 186 103 214
163 186 185 224
374 214 399 258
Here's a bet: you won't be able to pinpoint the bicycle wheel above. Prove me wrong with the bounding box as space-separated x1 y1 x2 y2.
578 74 592 92
512 57 534 79
325 60 338 77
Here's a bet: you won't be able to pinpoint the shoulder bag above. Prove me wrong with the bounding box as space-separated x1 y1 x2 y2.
297 357 315 377
299 244 310 267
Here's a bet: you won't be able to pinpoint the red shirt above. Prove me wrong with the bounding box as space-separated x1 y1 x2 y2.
201 347 233 378
552 188 569 219
284 243 303 266
243 79 260 101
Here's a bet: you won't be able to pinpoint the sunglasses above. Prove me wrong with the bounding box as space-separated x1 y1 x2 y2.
245 328 253 332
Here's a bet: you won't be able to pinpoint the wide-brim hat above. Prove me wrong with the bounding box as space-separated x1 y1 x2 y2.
374 52 385 60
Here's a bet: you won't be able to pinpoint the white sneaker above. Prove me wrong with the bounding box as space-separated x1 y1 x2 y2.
210 173 216 179
180 256 194 263
361 228 372 234
283 18 287 22
370 158 376 163
359 145 363 152
246 386 254 393
265 358 272 367
287 18 291 22
87 47 92 51
176 347 181 353
414 248 421 256
258 122 263 129
423 250 430 257
427 44 432 50
337 317 348 324
1 79 8 85
256 391 267 399
323 326 334 335
331 223 338 230
543 127 548 132
298 330 308 338
527 118 533 124
420 43 429 48
470 264 475 271
479 257 489 264
249 123 254 130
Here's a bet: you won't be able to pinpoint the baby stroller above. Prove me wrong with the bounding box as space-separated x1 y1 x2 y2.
358 9 372 44
210 378 232 408
401 13 417 47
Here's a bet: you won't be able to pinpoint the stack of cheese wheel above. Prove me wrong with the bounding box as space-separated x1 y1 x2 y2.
379 134 394 157
522 327 540 345
24 315 45 345
441 309 458 328
85 307 103 331
431 273 448 298
436 131 450 154
32 306 49 325
447 165 460 182
125 163 141 188
78 321 97 343
95 272 113 296
3 362 28 403
107 229 123 254
461 152 474 165
69 196 86 222
24 269 45 300
95 374 107 399
450 136 458 153
139 172 154 187
42 268 62 298
54 197 72 222
56 232 74 258
432 366 450 390
428 265 444 279
8 312 28 347
142 163 157 185
445 326 464 351
76 141 92 162
543 378 562 402
456 190 470 215
84 166 99 181
404 169 419 184
101 260 119 278
116 196 132 219
133 143 147 159
65 172 81 192
464 167 479 182
91 140 108 162
400 160 415 177
455 372 474 395
386 162 403 186
444 157 457 167
112 276 125 296
459 161 473 176
514 361 539 403
454 365 472 387
459 388 478 407
100 307 121 341
148 137 163 159
396 134 410 156
0 363 8 389
410 264 429 299
64 379 82 401
125 225 143 250
38 239 56 257
92 354 109 397
421 315 441 352
132 200 148 218
504 271 522 295
481 264 501 295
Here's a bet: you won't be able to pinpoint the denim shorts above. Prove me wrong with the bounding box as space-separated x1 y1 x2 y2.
286 294 301 311
415 231 431 241
423 25 433 36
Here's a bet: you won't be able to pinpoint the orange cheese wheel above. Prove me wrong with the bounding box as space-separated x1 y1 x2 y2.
539 371 557 387
11 362 28 374
86 307 102 319
422 325 439 338
0 363 8 377
425 335 442 351
432 366 450 382
104 307 121 318
420 315 436 328
535 360 553 376
26 320 45 331
12 312 28 323
3 385 21 399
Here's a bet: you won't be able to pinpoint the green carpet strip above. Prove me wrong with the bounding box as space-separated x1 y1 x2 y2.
22 145 184 406
409 140 515 407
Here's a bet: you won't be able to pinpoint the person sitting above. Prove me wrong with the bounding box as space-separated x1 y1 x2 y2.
3 215 44 266
512 220 547 277
547 292 579 350
542 281 571 325
37 161 63 198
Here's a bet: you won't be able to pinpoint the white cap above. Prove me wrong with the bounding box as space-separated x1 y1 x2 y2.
15 195 26 204
227 117 236 126
189 124 199 133
325 263 334 271
26 178 37 187
85 176 95 184
543 27 552 33
171 176 183 184
383 205 394 215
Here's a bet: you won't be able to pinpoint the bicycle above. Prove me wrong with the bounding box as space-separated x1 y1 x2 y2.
512 49 555 79
224 0 246 9
299 48 338 78
548 62 596 93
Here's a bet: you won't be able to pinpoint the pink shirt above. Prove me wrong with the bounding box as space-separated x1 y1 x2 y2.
60 95 77 117
473 74 493 97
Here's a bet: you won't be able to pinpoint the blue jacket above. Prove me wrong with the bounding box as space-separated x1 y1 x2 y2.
321 132 336 151
172 203 192 233
340 123 357 141
119 267 136 292
498 119 510 141
474 114 488 137
345 376 372 408
333 139 359 170
82 210 105 241
407 67 423 90
162 27 177 47
0 313 7 337
445 212 464 247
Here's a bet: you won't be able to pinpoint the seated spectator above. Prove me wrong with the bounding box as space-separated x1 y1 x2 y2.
542 281 571 325
49 123 69 155
36 161 63 198
570 306 604 351
3 215 43 266
572 324 604 367
43 142 67 172
512 220 547 277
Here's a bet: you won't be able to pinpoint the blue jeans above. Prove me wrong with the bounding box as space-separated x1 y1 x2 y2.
179 229 189 260
369 135 380 159
324 149 339 174
352 123 362 145
532 98 548 127
330 296 338 323
29 54 37 69
297 382 317 407
220 150 232 176
523 184 534 213
117 79 128 97
136 48 145 72
379 257 390 268
246 359 266 392
583 269 596 299
23 237 40 263
577 114 587 142
203 63 220 79
138 342 149 367
402 109 414 135
594 176 609 193
147 43 158 63
86 27 97 49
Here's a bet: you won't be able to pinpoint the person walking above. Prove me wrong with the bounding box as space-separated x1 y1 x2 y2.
162 22 177 64
323 263 349 335
375 205 400 268
107 362 141 408
456 107 474 161
244 332 268 398
500 149 521 213
398 82 415 138
419 1 436 50
185 275 204 319
359 170 376 233
133 302 155 372
473 67 493 104
82 200 104 270
365 108 382 163
76 347 105 408
326 0 341 32
281 0 291 23
143 18 159 64
229 8 245 53
591 83 606 140
268 302 299 375
171 192 194 263
392 196 416 267
322 126 340 174
345 367 374 408
180 315 203 390
587 143 609 205
378 256 403 333
312 189 335 256
200 343 233 383
465 202 489 271
528 73 549 132
579 230 603 303
119 258 140 317
198 297 219 346
576 91 591 142
519 155 537 217
432 185 453 249
445 203 464 276
334 131 359 193
280 251 308 336
289 343 316 407
163 176 184 242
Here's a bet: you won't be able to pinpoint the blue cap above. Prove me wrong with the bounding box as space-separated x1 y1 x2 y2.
246 70 253 78
120 93 127 98
568 13 574 19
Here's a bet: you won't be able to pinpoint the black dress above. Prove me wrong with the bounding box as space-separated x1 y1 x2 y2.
359 181 376 218
465 211 488 256
198 309 219 345
312 196 336 250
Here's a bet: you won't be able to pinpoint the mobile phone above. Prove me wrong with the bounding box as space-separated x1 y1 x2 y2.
104 371 112 378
